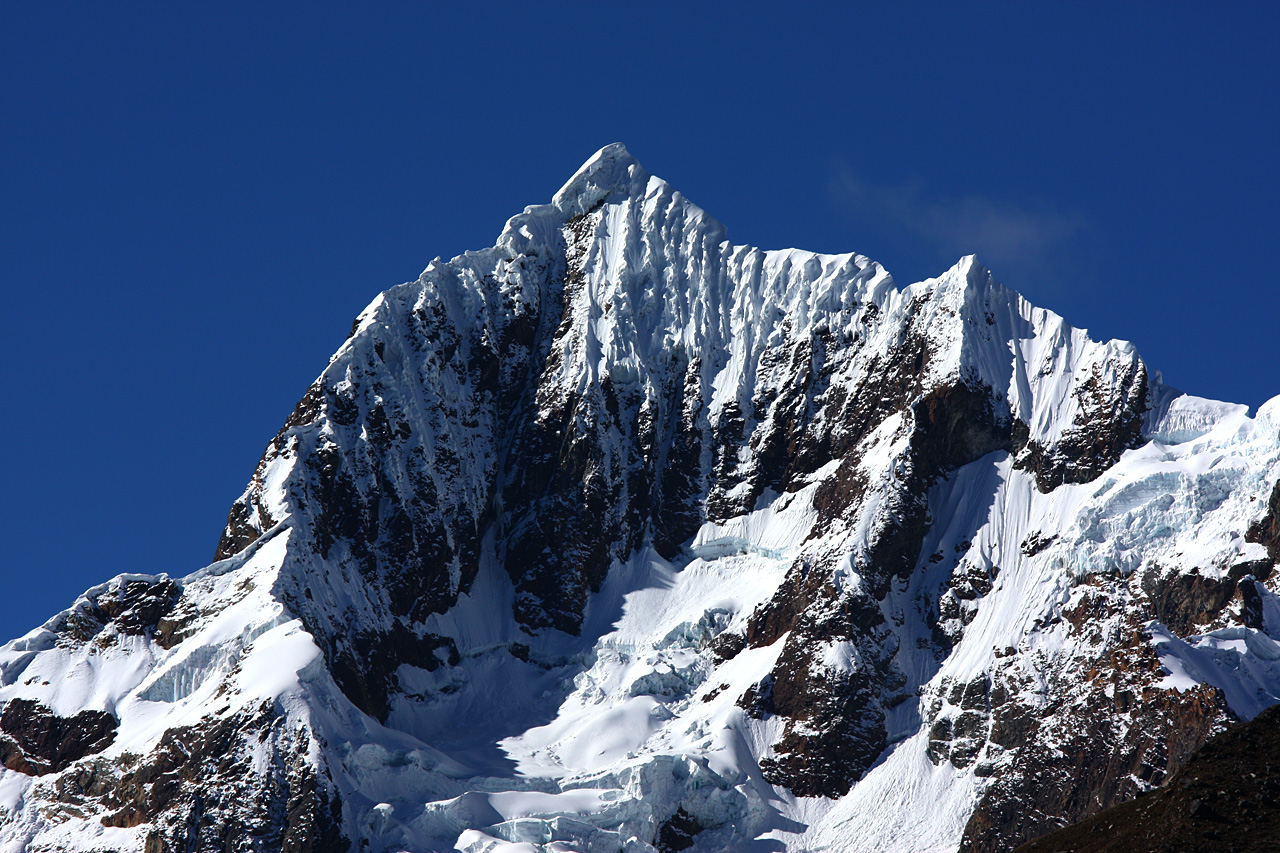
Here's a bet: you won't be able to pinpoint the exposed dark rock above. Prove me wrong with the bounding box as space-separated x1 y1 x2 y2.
155 599 200 650
745 573 890 792
706 401 749 522
964 684 1228 852
1240 577 1266 630
1013 359 1149 493
743 379 1014 798
56 577 184 646
95 578 183 636
959 591 1232 853
1019 531 1056 557
737 676 774 720
1013 701 1280 853
656 807 704 853
491 212 617 633
759 636 887 798
499 396 624 634
745 555 882 651
213 381 329 562
708 631 745 663
988 694 1039 752
92 705 347 853
307 446 473 625
1248 477 1280 564
701 684 728 702
324 623 459 721
651 358 708 560
934 560 999 649
1143 568 1239 635
925 674 993 768
0 698 117 775
214 495 274 562
486 215 711 634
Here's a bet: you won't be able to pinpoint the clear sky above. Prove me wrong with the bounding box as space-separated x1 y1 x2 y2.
2 3 1278 642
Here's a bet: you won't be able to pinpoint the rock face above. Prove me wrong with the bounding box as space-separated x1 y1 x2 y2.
95 706 346 853
956 584 1231 852
1013 701 1280 853
0 699 117 776
0 144 1278 853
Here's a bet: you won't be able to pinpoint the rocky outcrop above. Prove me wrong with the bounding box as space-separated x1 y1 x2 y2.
747 379 1018 797
1143 562 1274 635
957 581 1233 852
655 807 704 853
58 576 182 645
324 624 459 722
1012 358 1149 492
1249 477 1280 563
1013 701 1280 853
77 706 347 853
0 699 117 776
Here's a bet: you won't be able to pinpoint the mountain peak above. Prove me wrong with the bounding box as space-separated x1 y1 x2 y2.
2 147 1278 853
551 142 651 218
934 253 993 292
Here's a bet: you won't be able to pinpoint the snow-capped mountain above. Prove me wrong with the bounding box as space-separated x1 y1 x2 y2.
1 144 1277 853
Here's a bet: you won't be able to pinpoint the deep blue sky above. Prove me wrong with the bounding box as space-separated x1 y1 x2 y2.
3 4 1278 642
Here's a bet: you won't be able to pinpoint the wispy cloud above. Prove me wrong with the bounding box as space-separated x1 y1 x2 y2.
829 166 1089 287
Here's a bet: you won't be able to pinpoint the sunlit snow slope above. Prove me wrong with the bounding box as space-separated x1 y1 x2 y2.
1 144 1277 853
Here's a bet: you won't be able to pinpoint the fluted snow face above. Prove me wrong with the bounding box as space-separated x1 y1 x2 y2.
0 144 1278 853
